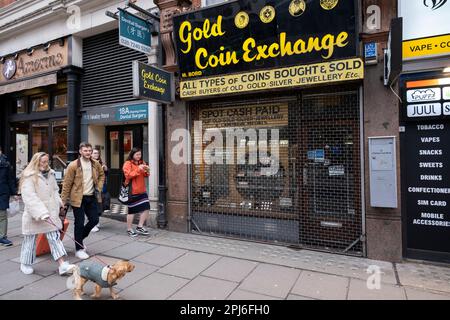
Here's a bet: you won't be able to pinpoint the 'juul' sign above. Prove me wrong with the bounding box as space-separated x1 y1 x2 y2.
407 103 442 117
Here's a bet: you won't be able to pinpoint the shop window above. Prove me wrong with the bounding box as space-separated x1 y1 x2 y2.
32 123 49 154
52 120 68 180
15 97 26 114
123 131 133 161
191 103 291 215
53 92 68 109
31 95 49 112
109 131 120 169
15 126 29 178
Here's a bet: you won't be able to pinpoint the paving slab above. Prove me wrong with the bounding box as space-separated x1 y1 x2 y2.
50 287 124 300
202 257 258 283
149 232 397 284
405 287 450 300
10 254 51 265
0 245 22 263
30 259 64 277
227 289 281 300
84 239 127 255
134 246 188 267
169 276 238 300
238 263 301 299
347 279 406 300
0 260 23 275
116 261 158 290
396 262 450 294
82 232 115 245
102 242 158 260
0 272 42 296
158 252 221 279
287 294 316 300
105 234 140 244
119 272 189 300
0 274 68 300
291 271 349 300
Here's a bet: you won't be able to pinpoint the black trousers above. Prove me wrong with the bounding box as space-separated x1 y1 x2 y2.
73 195 99 251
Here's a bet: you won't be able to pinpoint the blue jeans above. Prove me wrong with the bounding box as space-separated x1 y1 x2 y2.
72 195 99 251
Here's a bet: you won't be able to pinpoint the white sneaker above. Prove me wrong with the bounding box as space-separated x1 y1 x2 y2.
58 261 76 276
91 225 99 232
75 250 89 260
20 264 34 275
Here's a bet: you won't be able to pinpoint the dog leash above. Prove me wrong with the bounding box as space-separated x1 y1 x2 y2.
45 217 110 267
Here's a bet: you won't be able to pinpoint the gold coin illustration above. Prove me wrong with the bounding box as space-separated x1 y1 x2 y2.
289 0 306 17
235 11 249 29
320 0 339 10
260 5 276 23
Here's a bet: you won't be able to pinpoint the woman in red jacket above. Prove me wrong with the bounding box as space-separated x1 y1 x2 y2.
122 148 150 237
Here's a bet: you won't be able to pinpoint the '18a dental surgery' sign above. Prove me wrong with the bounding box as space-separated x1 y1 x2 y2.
173 0 357 79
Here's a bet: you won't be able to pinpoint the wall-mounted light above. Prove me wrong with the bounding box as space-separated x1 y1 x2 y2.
43 43 51 51
26 48 34 56
0 57 4 63
58 38 65 47
13 53 19 60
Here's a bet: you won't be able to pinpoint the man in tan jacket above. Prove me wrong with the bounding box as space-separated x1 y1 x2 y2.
61 142 105 260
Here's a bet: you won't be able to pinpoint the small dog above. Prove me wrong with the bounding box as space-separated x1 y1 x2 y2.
67 260 135 300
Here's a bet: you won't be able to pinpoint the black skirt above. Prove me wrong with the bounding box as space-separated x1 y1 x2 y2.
127 193 150 214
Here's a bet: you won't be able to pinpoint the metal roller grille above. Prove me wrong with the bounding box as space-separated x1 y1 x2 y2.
190 86 362 255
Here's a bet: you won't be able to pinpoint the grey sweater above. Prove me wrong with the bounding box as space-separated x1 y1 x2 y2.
79 260 115 288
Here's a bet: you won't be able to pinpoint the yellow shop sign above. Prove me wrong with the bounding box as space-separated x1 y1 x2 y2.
403 34 450 60
180 58 364 98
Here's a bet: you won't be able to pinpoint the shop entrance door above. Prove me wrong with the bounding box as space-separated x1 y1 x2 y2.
106 126 143 198
297 90 363 254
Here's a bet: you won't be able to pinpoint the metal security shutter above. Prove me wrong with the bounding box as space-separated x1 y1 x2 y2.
82 29 147 108
190 86 363 256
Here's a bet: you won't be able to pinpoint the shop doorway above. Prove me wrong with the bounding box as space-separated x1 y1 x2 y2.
106 125 144 198
297 90 362 253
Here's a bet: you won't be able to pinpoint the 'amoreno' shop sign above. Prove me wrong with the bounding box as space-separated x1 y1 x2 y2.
173 0 363 98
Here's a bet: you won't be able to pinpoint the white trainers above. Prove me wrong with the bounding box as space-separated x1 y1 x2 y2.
91 225 99 232
58 261 76 276
20 264 34 275
75 250 89 260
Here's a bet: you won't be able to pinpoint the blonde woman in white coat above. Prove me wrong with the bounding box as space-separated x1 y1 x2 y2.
19 152 75 276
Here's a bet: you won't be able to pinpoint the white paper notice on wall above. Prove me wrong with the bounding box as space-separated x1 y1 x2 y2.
369 137 398 208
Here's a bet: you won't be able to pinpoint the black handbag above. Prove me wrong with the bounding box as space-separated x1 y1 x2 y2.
118 179 132 204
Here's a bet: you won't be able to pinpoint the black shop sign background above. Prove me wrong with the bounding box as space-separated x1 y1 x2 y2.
173 0 357 79
401 77 450 261
403 122 450 256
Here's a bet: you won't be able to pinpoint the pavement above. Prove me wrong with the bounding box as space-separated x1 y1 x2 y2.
1 212 450 300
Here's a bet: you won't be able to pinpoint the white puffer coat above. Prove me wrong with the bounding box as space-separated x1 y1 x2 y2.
21 170 63 235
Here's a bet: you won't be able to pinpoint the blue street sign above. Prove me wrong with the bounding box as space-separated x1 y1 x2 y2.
365 42 377 59
118 8 152 55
